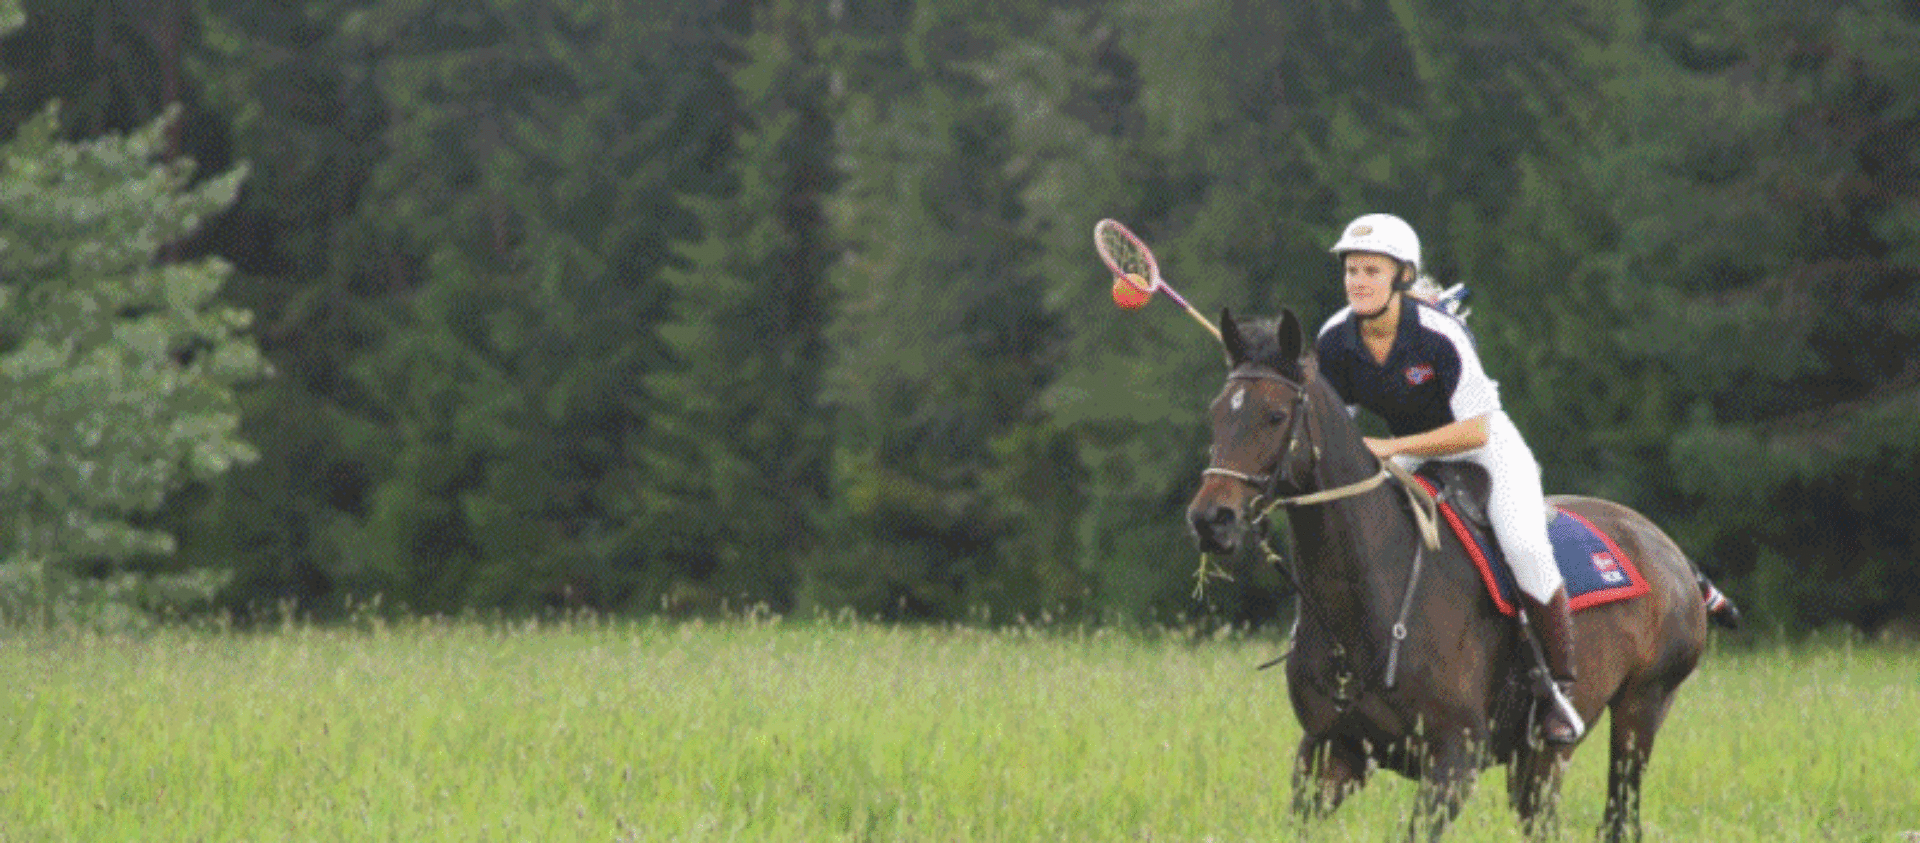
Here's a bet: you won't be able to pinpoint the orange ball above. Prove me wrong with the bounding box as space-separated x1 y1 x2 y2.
1111 273 1152 309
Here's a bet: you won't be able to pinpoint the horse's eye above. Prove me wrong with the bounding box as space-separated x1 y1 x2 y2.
1267 412 1288 426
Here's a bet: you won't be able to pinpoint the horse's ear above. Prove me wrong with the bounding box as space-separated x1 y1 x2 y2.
1220 308 1244 366
1277 308 1305 364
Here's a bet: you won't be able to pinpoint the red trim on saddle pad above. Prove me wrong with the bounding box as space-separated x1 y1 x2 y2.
1413 477 1650 615
1414 477 1517 616
1553 508 1651 611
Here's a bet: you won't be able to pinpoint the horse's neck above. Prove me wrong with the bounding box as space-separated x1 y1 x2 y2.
1285 381 1414 646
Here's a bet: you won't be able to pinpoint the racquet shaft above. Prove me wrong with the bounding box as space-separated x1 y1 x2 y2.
1156 283 1222 341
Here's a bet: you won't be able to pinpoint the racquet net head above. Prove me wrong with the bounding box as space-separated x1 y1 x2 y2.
1094 218 1157 287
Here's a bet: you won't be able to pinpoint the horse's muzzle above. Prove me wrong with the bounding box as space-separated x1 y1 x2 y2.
1188 503 1242 554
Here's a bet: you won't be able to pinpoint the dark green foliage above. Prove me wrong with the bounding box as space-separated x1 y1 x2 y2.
314 0 737 613
0 0 198 139
1595 0 1920 631
2 0 1914 632
178 0 742 614
174 0 398 614
627 0 836 613
808 0 1105 621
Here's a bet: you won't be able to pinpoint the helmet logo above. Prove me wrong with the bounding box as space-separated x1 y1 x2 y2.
1351 225 1373 237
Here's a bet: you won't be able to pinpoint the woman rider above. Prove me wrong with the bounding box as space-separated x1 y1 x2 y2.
1312 213 1583 745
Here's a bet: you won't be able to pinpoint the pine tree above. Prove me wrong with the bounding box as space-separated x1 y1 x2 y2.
171 0 395 613
0 97 263 624
308 0 738 612
806 0 1101 621
626 0 835 614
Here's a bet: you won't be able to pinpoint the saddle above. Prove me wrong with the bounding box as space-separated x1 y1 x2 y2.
1414 461 1493 527
1404 460 1651 616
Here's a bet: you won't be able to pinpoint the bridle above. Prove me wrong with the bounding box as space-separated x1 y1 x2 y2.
1201 368 1311 494
1201 366 1390 514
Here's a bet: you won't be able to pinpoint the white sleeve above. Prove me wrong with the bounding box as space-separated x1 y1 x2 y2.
1449 337 1500 420
1423 309 1500 419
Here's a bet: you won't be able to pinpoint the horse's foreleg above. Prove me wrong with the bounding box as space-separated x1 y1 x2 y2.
1291 735 1368 820
1603 688 1678 843
1408 737 1481 843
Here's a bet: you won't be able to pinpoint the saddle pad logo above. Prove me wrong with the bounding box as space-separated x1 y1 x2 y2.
1404 364 1436 385
1591 552 1626 584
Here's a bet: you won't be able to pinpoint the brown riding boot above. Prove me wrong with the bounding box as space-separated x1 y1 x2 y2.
1525 586 1584 745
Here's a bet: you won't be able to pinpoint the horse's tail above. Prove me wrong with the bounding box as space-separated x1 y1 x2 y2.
1696 571 1742 630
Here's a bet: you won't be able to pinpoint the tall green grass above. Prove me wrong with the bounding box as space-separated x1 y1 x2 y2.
1 619 1913 841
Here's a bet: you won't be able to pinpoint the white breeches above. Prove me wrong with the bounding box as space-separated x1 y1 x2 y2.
1394 412 1563 601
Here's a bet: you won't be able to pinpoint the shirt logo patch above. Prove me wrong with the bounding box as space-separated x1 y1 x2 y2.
1404 364 1436 385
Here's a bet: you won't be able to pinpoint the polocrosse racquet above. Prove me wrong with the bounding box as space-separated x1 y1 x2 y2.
1093 218 1221 343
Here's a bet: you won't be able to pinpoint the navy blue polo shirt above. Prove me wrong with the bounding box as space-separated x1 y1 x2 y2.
1315 298 1501 437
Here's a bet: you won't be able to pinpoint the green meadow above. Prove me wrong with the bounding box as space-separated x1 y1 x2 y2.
2 619 1914 842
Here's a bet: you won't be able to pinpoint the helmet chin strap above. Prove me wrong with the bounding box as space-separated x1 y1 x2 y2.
1354 263 1413 323
1356 290 1399 323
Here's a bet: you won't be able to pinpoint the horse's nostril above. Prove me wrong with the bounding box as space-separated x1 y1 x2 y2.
1189 505 1240 554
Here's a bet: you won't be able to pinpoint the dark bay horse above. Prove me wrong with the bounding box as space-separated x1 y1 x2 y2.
1186 309 1731 842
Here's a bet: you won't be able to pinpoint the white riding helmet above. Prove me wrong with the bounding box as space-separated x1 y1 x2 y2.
1329 213 1421 272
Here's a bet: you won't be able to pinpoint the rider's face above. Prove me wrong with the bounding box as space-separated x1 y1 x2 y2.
1344 252 1400 318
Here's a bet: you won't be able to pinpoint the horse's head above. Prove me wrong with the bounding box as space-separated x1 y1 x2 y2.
1186 308 1319 554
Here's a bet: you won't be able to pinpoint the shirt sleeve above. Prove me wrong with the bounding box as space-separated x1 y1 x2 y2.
1436 318 1500 420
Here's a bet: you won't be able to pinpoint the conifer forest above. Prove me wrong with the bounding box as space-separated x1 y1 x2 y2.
3 0 1918 634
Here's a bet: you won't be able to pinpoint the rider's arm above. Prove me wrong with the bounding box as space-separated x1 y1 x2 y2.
1365 413 1489 459
1365 306 1497 460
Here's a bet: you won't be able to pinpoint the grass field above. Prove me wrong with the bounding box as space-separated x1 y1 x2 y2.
1 618 1915 842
